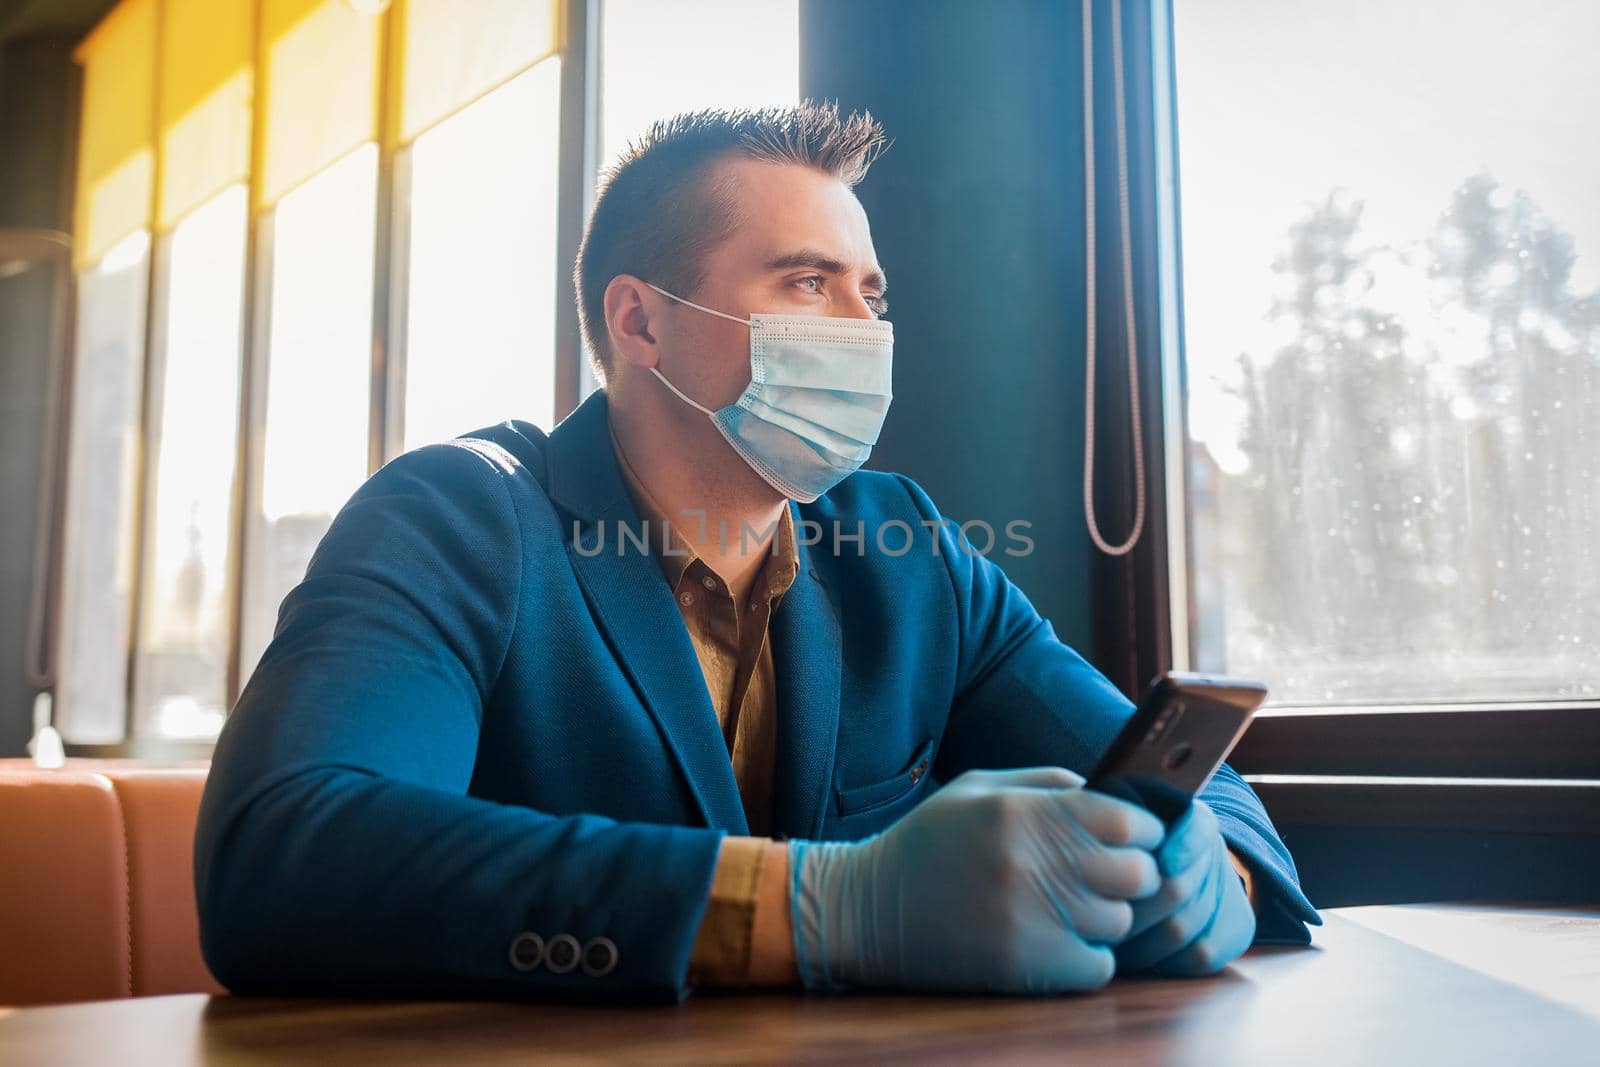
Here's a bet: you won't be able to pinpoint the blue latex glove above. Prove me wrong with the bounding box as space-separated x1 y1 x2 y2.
789 766 1164 994
1113 798 1257 976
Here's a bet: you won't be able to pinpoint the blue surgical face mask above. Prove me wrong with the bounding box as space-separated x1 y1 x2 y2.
644 282 894 503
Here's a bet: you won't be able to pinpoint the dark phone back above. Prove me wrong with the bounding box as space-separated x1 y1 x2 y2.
1087 672 1267 824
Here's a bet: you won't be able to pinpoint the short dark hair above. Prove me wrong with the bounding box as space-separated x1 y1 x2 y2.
574 100 889 384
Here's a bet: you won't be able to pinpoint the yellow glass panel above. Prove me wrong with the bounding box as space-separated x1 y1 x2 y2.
158 0 253 230
258 0 383 210
72 0 156 270
397 0 558 145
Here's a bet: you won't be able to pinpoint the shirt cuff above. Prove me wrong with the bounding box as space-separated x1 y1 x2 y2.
686 836 794 988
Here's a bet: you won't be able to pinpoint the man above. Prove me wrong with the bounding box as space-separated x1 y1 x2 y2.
194 102 1319 1003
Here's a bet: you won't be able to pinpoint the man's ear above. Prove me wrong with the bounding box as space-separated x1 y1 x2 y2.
603 275 661 371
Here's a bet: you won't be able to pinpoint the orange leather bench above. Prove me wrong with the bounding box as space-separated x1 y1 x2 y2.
0 759 226 1006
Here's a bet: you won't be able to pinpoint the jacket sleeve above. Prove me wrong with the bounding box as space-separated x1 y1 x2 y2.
894 474 1322 945
193 439 724 1003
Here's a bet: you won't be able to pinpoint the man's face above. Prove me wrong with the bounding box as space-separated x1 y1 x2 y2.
651 158 889 413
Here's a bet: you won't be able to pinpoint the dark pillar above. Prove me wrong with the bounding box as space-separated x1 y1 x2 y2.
800 0 1096 651
0 36 76 755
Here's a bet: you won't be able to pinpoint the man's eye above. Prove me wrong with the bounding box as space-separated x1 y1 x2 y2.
796 275 824 293
866 294 889 316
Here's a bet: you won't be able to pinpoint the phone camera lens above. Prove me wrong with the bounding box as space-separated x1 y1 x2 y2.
1162 743 1193 771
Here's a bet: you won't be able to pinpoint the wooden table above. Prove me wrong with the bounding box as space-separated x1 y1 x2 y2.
3 904 1597 1066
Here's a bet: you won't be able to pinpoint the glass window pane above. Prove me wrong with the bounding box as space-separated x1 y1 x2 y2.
55 233 150 743
238 144 378 684
402 58 561 448
1175 1 1600 703
598 0 799 172
132 185 248 739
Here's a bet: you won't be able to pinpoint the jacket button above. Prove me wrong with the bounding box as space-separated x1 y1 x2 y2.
508 931 544 972
581 936 619 977
545 933 581 973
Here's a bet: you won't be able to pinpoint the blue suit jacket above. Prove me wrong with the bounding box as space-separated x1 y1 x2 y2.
194 389 1320 1004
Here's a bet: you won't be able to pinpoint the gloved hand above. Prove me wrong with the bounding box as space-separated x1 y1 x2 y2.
788 766 1164 994
1113 798 1256 976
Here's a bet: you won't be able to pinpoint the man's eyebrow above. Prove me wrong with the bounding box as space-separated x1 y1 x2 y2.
764 250 889 294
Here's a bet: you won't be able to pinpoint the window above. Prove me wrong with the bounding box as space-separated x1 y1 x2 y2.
54 233 150 744
131 185 249 740
598 0 799 171
1174 0 1600 706
400 59 562 449
237 145 379 683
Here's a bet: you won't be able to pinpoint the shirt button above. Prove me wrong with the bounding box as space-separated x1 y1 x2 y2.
581 936 619 977
678 591 694 607
701 575 717 591
508 931 544 972
545 933 581 973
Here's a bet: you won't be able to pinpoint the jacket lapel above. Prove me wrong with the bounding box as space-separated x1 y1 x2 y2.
769 505 843 840
544 392 749 835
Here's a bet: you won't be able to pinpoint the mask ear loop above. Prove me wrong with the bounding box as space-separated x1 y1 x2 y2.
649 366 716 417
644 281 753 326
644 281 754 417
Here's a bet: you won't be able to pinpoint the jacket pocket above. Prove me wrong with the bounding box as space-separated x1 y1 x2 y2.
834 737 936 817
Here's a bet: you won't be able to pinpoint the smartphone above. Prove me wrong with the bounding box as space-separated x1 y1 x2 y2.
1085 671 1267 825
